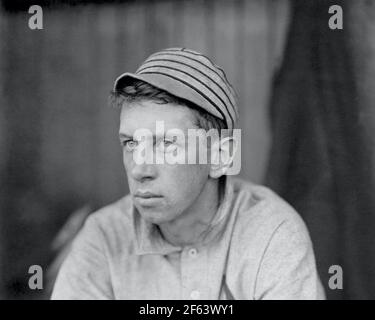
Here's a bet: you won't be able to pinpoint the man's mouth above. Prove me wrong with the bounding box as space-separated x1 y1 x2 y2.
134 191 163 199
133 191 163 206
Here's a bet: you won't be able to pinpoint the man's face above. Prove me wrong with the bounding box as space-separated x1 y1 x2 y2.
119 100 211 225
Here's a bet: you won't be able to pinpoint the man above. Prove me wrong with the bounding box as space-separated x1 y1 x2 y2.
51 48 325 300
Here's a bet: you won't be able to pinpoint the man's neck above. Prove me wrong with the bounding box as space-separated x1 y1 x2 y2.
158 178 222 247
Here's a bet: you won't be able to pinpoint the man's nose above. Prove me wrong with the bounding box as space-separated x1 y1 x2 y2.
130 162 157 182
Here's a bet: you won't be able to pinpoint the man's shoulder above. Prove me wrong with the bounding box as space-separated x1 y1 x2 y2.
81 194 135 245
229 176 310 245
89 194 133 223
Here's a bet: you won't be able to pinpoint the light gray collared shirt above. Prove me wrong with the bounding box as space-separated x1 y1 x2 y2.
51 177 325 300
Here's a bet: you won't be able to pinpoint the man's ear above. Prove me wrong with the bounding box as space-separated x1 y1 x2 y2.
209 136 239 179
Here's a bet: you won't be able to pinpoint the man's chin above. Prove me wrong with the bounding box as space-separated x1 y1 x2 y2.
137 207 176 225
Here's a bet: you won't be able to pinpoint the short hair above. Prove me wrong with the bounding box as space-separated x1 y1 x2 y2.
109 80 227 133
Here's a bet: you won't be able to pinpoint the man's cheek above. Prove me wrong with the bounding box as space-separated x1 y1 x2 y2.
123 162 134 185
122 154 132 171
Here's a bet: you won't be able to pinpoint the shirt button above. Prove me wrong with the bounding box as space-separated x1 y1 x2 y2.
190 290 200 300
189 248 198 257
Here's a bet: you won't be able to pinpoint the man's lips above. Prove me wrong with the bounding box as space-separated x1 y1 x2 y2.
133 191 163 199
133 191 163 207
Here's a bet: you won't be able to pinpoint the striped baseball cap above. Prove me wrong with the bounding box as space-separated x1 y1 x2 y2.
113 47 239 129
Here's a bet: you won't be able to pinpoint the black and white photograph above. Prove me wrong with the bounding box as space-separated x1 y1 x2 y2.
0 0 375 304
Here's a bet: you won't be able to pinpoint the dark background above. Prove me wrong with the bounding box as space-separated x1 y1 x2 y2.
1 0 375 300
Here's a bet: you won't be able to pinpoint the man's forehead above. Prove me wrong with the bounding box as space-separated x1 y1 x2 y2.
119 124 197 139
119 100 198 134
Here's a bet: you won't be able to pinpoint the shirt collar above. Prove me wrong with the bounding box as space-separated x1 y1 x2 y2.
133 207 182 255
132 177 234 255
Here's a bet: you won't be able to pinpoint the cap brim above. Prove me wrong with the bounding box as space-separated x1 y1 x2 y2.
113 72 226 125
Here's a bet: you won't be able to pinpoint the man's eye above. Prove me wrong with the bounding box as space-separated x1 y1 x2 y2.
122 140 138 151
160 139 174 147
158 139 178 153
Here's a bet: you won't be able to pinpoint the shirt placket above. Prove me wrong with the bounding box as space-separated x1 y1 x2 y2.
180 245 208 300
